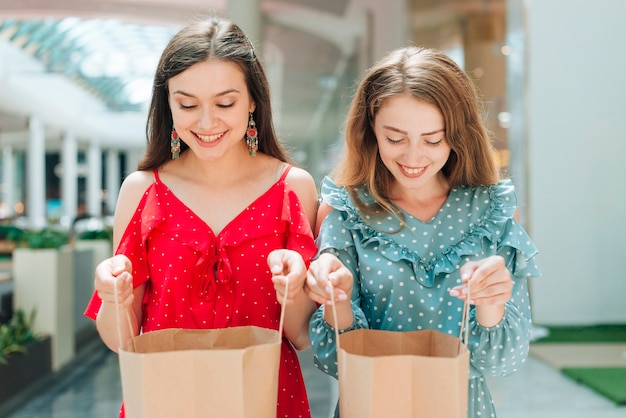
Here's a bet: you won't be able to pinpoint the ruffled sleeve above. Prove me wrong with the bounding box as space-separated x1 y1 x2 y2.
309 177 370 378
309 177 541 382
83 183 163 320
465 180 541 378
282 185 318 265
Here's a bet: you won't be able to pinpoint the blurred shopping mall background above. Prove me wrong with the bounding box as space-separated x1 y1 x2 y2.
0 0 625 417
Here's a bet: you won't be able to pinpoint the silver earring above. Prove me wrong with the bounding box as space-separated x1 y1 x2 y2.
246 113 258 157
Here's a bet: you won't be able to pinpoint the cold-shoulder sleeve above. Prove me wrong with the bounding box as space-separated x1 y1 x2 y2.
83 185 163 320
282 185 317 264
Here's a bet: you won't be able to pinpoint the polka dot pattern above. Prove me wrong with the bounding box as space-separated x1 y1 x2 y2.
309 177 541 418
86 168 316 418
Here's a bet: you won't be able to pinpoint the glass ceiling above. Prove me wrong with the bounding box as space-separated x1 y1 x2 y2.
0 17 178 112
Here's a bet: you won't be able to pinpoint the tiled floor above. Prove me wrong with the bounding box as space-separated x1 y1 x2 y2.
4 337 626 418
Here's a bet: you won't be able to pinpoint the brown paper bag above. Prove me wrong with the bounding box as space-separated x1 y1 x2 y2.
337 328 469 418
118 326 281 418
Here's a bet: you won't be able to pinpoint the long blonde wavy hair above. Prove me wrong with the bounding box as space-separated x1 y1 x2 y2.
331 46 499 219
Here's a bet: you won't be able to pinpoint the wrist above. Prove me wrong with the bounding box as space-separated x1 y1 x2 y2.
475 304 505 328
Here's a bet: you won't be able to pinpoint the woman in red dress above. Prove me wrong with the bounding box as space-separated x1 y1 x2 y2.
84 16 318 418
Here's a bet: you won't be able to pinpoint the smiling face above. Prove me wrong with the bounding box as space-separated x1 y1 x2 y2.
168 59 255 161
373 94 451 196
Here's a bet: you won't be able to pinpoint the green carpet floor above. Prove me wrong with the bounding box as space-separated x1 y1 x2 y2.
561 367 626 405
533 324 626 344
532 324 626 405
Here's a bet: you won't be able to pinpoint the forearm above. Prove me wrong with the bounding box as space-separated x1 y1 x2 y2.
469 302 531 377
322 298 354 330
475 304 505 327
282 292 318 350
96 301 140 353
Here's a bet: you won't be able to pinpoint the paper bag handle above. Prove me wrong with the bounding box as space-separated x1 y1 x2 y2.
113 273 289 349
328 283 342 351
458 283 470 354
277 277 288 343
329 282 470 354
113 278 136 352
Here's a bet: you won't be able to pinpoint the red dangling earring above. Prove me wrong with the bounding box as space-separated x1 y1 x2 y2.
171 127 180 160
246 113 258 156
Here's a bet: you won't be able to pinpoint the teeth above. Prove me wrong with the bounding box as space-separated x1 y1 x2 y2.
402 166 424 175
197 132 224 142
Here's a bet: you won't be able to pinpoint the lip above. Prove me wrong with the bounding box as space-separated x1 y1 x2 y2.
398 163 426 178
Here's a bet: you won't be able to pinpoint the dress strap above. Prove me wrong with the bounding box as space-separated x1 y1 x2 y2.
278 164 293 182
152 168 161 183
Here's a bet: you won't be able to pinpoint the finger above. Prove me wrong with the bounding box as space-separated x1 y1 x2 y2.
455 279 512 303
267 250 287 275
109 254 132 276
467 288 511 305
304 272 330 305
324 277 348 305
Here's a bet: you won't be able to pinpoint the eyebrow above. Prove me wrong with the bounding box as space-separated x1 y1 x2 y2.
171 88 241 98
382 125 444 136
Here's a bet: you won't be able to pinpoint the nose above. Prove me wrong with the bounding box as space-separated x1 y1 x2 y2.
198 107 216 129
405 139 426 163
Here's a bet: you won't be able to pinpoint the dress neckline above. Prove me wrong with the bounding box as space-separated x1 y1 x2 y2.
151 164 292 237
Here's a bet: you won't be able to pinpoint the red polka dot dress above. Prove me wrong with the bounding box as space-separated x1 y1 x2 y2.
85 166 317 418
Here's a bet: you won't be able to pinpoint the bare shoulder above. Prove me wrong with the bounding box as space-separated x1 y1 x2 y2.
284 165 315 188
112 170 155 245
284 166 317 202
118 171 155 200
283 165 319 230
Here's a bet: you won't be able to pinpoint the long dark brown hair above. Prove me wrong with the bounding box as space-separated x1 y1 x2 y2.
138 16 291 170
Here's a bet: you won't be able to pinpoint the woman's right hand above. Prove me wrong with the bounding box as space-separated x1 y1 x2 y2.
305 253 353 305
94 254 134 309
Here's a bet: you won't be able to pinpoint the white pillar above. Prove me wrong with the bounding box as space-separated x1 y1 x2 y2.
228 0 262 52
61 131 78 226
124 149 142 177
263 43 284 130
2 145 15 219
348 0 410 63
105 150 120 215
27 115 46 229
86 142 102 217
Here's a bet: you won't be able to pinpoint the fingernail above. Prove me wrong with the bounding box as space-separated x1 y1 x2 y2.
450 290 459 297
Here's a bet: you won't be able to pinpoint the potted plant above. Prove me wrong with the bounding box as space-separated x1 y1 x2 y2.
0 224 23 255
0 308 51 405
11 227 69 249
10 227 75 370
72 222 113 349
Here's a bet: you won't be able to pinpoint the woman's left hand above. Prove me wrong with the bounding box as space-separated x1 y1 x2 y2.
267 249 307 305
450 255 513 306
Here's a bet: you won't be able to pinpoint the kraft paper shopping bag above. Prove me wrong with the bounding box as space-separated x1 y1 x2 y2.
330 282 470 418
118 326 281 418
337 328 469 418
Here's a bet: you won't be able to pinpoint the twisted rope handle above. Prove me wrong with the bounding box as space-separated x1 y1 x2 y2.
328 283 341 351
113 278 136 352
458 282 471 354
277 276 289 343
329 282 470 354
113 274 289 350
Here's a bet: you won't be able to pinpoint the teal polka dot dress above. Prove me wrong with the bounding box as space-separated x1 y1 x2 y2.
309 177 541 418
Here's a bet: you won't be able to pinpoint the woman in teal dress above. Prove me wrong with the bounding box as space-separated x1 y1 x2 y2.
304 46 541 417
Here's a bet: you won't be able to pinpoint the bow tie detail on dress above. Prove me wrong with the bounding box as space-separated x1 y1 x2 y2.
196 247 233 300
